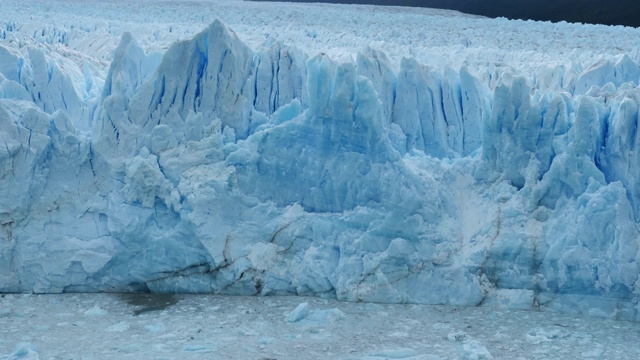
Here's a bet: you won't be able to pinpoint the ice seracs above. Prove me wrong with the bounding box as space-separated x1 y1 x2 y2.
1 1 640 321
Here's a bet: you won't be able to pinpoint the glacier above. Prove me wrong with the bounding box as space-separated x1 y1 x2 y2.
2 0 640 321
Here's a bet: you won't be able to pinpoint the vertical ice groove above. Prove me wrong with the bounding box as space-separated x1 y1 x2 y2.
252 54 261 108
272 49 280 114
150 75 166 111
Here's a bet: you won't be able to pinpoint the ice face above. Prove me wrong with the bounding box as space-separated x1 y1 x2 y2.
1 3 640 320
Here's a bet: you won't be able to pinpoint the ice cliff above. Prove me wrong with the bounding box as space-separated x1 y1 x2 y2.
2 19 640 321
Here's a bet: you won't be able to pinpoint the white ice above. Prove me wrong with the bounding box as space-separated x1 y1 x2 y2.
1 0 640 326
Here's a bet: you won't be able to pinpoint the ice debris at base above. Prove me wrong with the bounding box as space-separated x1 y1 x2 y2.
106 321 130 333
286 302 310 322
447 331 493 360
367 348 420 358
286 302 346 326
4 293 635 360
83 305 108 317
1 0 640 321
7 343 39 360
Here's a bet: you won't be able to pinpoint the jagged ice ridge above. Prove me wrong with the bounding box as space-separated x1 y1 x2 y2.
2 1 640 321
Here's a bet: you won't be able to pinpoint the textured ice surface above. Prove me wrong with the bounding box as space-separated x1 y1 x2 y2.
2 0 640 321
1 294 639 359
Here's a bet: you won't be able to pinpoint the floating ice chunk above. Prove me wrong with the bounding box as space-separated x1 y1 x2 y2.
388 331 409 338
116 344 140 353
258 337 275 345
369 348 419 358
297 308 346 327
0 308 10 318
107 321 130 332
285 302 309 323
238 328 258 336
581 346 604 358
447 331 468 342
525 327 571 344
83 305 108 317
461 340 493 360
447 331 493 360
145 323 166 334
360 355 440 360
9 342 39 360
182 344 214 353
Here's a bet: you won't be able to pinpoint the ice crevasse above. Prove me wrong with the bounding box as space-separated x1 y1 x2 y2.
2 20 640 321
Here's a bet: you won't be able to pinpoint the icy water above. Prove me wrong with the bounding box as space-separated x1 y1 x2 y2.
1 294 639 359
120 293 179 316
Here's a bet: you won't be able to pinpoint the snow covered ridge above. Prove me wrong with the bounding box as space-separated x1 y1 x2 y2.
1 4 640 322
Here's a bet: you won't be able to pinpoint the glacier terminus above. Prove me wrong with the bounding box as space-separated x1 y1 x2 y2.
2 0 640 322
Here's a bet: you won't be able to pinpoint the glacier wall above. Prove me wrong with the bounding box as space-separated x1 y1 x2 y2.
2 19 640 320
